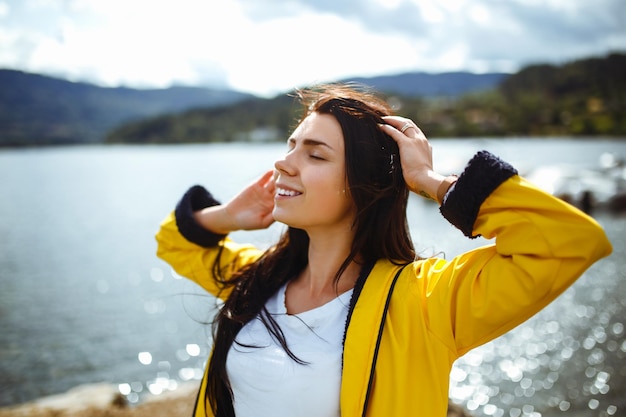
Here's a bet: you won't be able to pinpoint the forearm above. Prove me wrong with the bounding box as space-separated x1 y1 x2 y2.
193 205 238 235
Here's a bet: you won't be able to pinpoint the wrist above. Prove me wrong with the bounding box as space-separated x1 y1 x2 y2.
194 205 236 235
414 172 445 203
436 175 458 205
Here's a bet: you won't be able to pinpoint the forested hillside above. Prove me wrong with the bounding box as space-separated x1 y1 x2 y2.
497 53 625 135
0 70 253 146
2 52 624 146
106 53 626 144
0 69 506 146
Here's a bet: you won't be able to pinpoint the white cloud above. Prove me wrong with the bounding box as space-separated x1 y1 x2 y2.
3 0 242 87
0 2 9 17
0 0 623 96
221 12 419 95
418 2 445 24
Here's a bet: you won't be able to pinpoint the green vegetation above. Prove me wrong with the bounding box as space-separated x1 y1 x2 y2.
0 70 253 147
395 53 626 137
106 94 301 144
106 53 626 144
1 53 623 146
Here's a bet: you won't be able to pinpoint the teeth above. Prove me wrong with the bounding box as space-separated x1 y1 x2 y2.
277 187 301 197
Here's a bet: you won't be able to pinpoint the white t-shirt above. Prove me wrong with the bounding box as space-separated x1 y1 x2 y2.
226 283 353 417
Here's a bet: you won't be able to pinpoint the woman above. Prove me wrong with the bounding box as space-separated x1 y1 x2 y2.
155 84 612 417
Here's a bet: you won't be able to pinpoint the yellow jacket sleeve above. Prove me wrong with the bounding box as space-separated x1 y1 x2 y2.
155 185 264 300
420 174 612 356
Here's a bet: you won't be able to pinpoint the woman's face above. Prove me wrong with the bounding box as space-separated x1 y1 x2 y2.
273 112 355 233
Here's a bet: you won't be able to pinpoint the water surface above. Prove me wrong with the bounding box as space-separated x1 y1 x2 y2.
0 139 624 416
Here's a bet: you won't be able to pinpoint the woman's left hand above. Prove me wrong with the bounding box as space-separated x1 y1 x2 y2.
380 116 446 201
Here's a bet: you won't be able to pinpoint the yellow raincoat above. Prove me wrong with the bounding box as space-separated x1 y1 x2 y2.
156 160 611 416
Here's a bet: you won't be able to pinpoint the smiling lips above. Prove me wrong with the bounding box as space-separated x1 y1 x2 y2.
276 187 302 197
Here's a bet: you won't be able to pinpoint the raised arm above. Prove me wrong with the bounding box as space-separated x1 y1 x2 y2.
382 117 611 355
155 171 276 298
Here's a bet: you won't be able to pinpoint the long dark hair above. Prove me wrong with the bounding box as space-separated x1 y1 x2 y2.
205 84 416 416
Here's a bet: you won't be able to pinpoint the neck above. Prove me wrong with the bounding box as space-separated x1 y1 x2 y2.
285 226 359 314
307 223 358 289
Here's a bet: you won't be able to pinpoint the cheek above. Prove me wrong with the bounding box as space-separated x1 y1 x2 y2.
314 173 347 199
304 164 350 208
320 181 354 216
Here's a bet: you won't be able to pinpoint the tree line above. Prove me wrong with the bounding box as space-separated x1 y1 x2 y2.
107 53 626 144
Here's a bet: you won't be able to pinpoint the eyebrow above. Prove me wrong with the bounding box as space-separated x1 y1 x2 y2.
288 137 334 150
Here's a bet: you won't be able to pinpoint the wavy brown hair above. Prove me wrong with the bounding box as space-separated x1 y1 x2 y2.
204 84 416 417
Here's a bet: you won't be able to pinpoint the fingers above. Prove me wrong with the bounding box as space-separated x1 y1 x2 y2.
258 169 275 188
378 116 437 195
252 169 276 197
380 116 425 140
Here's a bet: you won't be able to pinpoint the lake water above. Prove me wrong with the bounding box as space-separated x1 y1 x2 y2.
0 139 625 417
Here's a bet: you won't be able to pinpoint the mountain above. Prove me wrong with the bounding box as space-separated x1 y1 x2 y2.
0 69 509 147
105 52 626 143
0 70 255 146
343 71 509 97
3 53 625 146
104 74 512 145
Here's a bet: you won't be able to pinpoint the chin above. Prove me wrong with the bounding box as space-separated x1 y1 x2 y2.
272 209 292 225
273 210 305 230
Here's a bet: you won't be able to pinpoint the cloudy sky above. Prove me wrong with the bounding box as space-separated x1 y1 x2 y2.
0 0 624 97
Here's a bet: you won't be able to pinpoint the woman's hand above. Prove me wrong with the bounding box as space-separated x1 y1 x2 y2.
380 116 446 201
193 170 276 234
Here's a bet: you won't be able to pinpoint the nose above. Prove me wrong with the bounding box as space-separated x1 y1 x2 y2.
274 153 296 176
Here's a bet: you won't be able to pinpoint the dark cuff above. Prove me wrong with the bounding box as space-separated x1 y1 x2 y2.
174 185 227 247
440 150 517 238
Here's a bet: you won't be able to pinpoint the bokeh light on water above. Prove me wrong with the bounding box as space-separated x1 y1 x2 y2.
114 341 209 404
111 266 214 404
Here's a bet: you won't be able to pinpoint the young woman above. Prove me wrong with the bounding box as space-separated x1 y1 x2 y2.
155 85 612 417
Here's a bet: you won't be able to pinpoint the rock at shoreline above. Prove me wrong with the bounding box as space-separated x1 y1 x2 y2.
0 382 197 417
